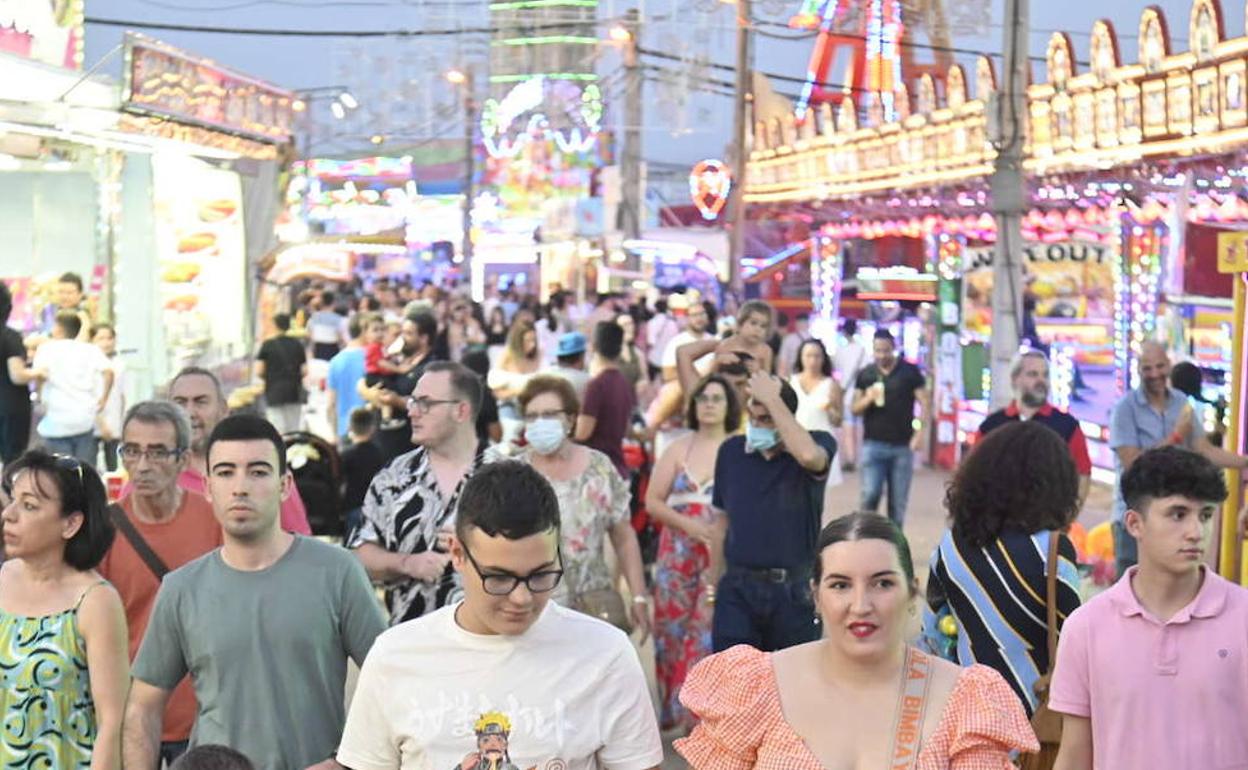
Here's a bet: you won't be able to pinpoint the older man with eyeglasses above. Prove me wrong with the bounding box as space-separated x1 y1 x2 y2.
349 362 490 625
97 400 222 766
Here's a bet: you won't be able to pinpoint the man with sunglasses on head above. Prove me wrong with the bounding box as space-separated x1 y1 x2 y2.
98 400 222 766
349 362 489 625
337 461 663 770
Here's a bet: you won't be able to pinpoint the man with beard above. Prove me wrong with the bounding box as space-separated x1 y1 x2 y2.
349 362 488 625
1108 341 1248 575
976 348 1091 508
166 367 311 535
361 313 442 461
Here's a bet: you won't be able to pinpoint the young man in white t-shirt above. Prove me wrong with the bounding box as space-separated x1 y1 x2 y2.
32 311 113 465
337 461 663 770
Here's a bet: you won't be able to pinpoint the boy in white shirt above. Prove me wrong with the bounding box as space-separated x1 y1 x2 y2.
337 461 663 770
32 311 113 465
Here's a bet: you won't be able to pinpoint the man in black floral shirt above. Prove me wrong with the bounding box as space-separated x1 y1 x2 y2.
348 362 488 623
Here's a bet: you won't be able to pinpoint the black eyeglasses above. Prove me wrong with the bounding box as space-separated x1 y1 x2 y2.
460 541 564 596
118 445 184 463
407 396 462 414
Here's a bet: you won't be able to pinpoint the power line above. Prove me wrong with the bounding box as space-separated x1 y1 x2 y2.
84 15 615 36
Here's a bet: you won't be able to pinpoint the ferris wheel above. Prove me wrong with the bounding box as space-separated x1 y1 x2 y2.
788 0 954 123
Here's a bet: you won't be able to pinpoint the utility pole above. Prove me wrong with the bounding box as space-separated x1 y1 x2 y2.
988 0 1029 409
456 69 477 285
619 8 643 241
727 0 753 297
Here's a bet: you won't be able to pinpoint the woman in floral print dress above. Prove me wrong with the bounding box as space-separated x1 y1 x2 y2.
645 374 741 732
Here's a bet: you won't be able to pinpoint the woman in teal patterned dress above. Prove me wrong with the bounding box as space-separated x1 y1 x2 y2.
0 451 128 769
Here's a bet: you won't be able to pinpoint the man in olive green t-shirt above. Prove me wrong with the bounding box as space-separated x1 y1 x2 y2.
123 415 386 770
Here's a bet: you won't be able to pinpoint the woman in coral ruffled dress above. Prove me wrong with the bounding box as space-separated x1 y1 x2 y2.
676 513 1037 770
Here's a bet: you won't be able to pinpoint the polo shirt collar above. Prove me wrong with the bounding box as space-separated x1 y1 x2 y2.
1132 385 1181 410
1109 566 1228 623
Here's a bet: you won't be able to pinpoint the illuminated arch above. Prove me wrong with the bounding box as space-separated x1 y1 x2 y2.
917 74 938 114
1190 0 1224 62
1139 7 1171 74
946 65 968 108
975 56 997 100
1090 20 1121 83
838 97 858 131
1047 32 1076 90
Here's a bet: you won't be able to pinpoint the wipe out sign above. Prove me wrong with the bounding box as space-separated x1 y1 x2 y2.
689 160 732 221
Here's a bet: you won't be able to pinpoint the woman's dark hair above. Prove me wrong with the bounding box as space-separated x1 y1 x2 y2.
2 450 115 570
456 461 560 542
685 374 742 433
171 745 255 770
0 281 13 325
794 338 833 378
814 513 915 592
1170 361 1204 402
1121 445 1227 515
946 421 1079 548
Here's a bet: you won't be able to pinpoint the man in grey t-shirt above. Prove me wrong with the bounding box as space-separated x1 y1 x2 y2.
123 415 386 770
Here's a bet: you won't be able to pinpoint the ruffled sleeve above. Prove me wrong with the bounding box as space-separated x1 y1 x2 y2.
921 664 1039 770
674 645 781 770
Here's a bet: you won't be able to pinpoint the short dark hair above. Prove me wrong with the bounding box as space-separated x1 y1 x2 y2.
58 272 83 292
1121 446 1228 515
171 745 255 770
55 311 82 340
408 311 438 341
273 313 291 332
685 374 742 433
3 450 114 571
206 414 287 476
843 318 858 336
777 311 790 327
752 378 800 416
347 313 365 340
796 313 809 323
461 349 490 379
795 339 832 377
0 281 12 325
873 329 895 346
91 323 115 339
455 461 561 543
422 361 483 419
814 513 916 594
593 321 624 360
348 407 377 437
1170 361 1204 401
321 290 335 306
946 421 1079 548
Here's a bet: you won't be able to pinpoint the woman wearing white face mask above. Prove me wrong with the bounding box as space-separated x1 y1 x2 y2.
497 375 651 640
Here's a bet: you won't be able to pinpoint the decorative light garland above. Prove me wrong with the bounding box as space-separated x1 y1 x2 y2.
688 159 732 220
480 78 602 159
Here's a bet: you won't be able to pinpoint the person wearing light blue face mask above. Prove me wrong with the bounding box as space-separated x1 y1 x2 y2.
709 369 838 654
483 375 652 641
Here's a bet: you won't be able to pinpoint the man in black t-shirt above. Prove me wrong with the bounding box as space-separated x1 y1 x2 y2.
0 282 40 463
255 313 307 435
851 329 929 526
365 312 443 461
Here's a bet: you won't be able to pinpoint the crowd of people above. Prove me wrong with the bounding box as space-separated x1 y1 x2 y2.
1 271 1247 769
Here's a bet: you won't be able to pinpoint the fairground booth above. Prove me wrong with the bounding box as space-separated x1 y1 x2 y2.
746 0 1248 576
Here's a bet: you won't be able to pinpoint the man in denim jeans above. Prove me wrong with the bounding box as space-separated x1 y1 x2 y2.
852 330 928 526
710 371 836 652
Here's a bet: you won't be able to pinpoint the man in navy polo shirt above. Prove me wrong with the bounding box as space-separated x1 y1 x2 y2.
710 370 836 652
977 348 1091 508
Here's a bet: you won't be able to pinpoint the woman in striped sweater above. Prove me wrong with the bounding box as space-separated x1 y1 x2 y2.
922 420 1083 717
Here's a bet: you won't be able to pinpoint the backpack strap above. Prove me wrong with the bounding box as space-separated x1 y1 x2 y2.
107 503 170 580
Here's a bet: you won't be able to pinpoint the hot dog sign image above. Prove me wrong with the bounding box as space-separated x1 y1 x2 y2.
152 154 246 364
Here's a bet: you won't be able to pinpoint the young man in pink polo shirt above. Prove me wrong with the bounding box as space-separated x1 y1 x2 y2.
1050 446 1239 769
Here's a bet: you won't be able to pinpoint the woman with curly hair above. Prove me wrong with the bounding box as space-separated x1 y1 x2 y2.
921 420 1082 718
